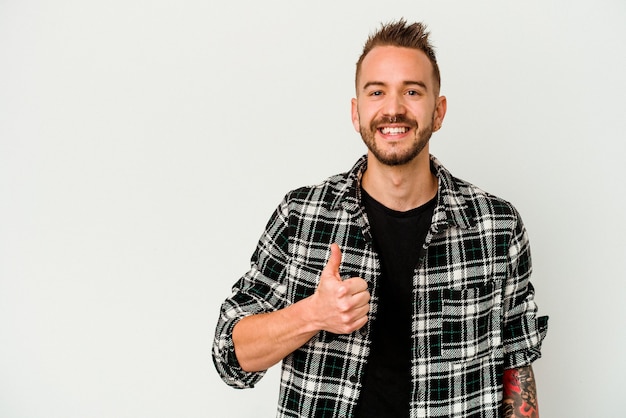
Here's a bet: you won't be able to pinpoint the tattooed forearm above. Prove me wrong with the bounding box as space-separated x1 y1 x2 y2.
501 366 539 418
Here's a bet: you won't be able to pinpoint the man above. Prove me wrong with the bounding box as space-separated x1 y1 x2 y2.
213 19 548 418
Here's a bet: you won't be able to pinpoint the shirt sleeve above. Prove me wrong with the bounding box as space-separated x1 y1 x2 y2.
501 211 548 370
212 197 292 388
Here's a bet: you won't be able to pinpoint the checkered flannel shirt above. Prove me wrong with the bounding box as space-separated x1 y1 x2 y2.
213 155 548 418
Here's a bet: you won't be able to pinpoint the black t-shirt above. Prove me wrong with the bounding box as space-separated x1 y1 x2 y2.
354 188 436 418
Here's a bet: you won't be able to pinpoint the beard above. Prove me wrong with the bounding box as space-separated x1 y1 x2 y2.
359 113 434 166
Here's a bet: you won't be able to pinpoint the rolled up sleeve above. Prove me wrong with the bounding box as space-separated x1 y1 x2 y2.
212 199 291 388
502 214 548 369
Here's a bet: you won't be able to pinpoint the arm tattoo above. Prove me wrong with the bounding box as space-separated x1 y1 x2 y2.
501 366 539 418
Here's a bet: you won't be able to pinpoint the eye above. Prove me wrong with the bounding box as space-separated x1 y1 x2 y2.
369 90 383 96
406 90 421 96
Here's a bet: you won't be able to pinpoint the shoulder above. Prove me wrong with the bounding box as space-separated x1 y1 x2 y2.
448 175 529 252
281 156 366 211
432 155 523 229
455 176 520 219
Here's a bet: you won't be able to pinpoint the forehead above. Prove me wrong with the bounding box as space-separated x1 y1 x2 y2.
358 46 435 89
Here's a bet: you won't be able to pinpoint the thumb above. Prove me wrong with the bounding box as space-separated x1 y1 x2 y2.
322 243 342 281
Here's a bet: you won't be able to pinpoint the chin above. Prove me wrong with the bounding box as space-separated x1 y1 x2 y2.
371 143 428 167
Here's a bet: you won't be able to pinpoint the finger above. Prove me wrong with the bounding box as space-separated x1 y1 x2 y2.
322 243 343 281
352 312 369 331
354 302 370 318
343 277 369 294
350 292 371 309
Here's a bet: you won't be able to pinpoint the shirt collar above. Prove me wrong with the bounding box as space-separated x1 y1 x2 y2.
429 155 476 230
330 155 476 230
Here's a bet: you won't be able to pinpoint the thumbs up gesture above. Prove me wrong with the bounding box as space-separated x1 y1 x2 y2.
310 243 370 335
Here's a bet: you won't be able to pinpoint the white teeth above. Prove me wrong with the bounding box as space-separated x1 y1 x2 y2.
380 126 408 135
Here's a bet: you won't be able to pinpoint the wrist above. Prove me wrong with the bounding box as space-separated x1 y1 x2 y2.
291 293 324 335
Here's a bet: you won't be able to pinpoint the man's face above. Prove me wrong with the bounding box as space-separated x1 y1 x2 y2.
351 46 446 166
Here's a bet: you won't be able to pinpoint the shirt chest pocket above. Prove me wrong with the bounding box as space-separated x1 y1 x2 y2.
284 260 321 303
440 282 501 362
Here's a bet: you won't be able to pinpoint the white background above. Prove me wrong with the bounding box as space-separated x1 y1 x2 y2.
1 1 625 417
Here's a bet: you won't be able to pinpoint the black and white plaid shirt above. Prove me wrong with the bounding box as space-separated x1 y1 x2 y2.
213 155 548 418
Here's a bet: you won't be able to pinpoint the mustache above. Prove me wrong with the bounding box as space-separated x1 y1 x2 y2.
370 114 418 129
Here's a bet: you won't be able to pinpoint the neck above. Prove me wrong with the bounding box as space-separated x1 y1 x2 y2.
362 151 437 212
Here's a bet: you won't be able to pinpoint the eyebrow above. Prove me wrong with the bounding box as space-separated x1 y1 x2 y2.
362 80 428 92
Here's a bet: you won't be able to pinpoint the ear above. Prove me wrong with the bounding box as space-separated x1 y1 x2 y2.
433 95 447 132
351 98 361 133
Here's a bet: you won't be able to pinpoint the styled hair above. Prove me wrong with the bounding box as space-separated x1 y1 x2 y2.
355 19 441 93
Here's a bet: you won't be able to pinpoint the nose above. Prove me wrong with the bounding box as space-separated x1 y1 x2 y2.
382 93 406 118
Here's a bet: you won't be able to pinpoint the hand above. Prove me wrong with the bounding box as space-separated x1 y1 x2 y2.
232 243 370 372
310 243 370 334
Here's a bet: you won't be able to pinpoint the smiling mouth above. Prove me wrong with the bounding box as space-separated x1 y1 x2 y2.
379 126 409 135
